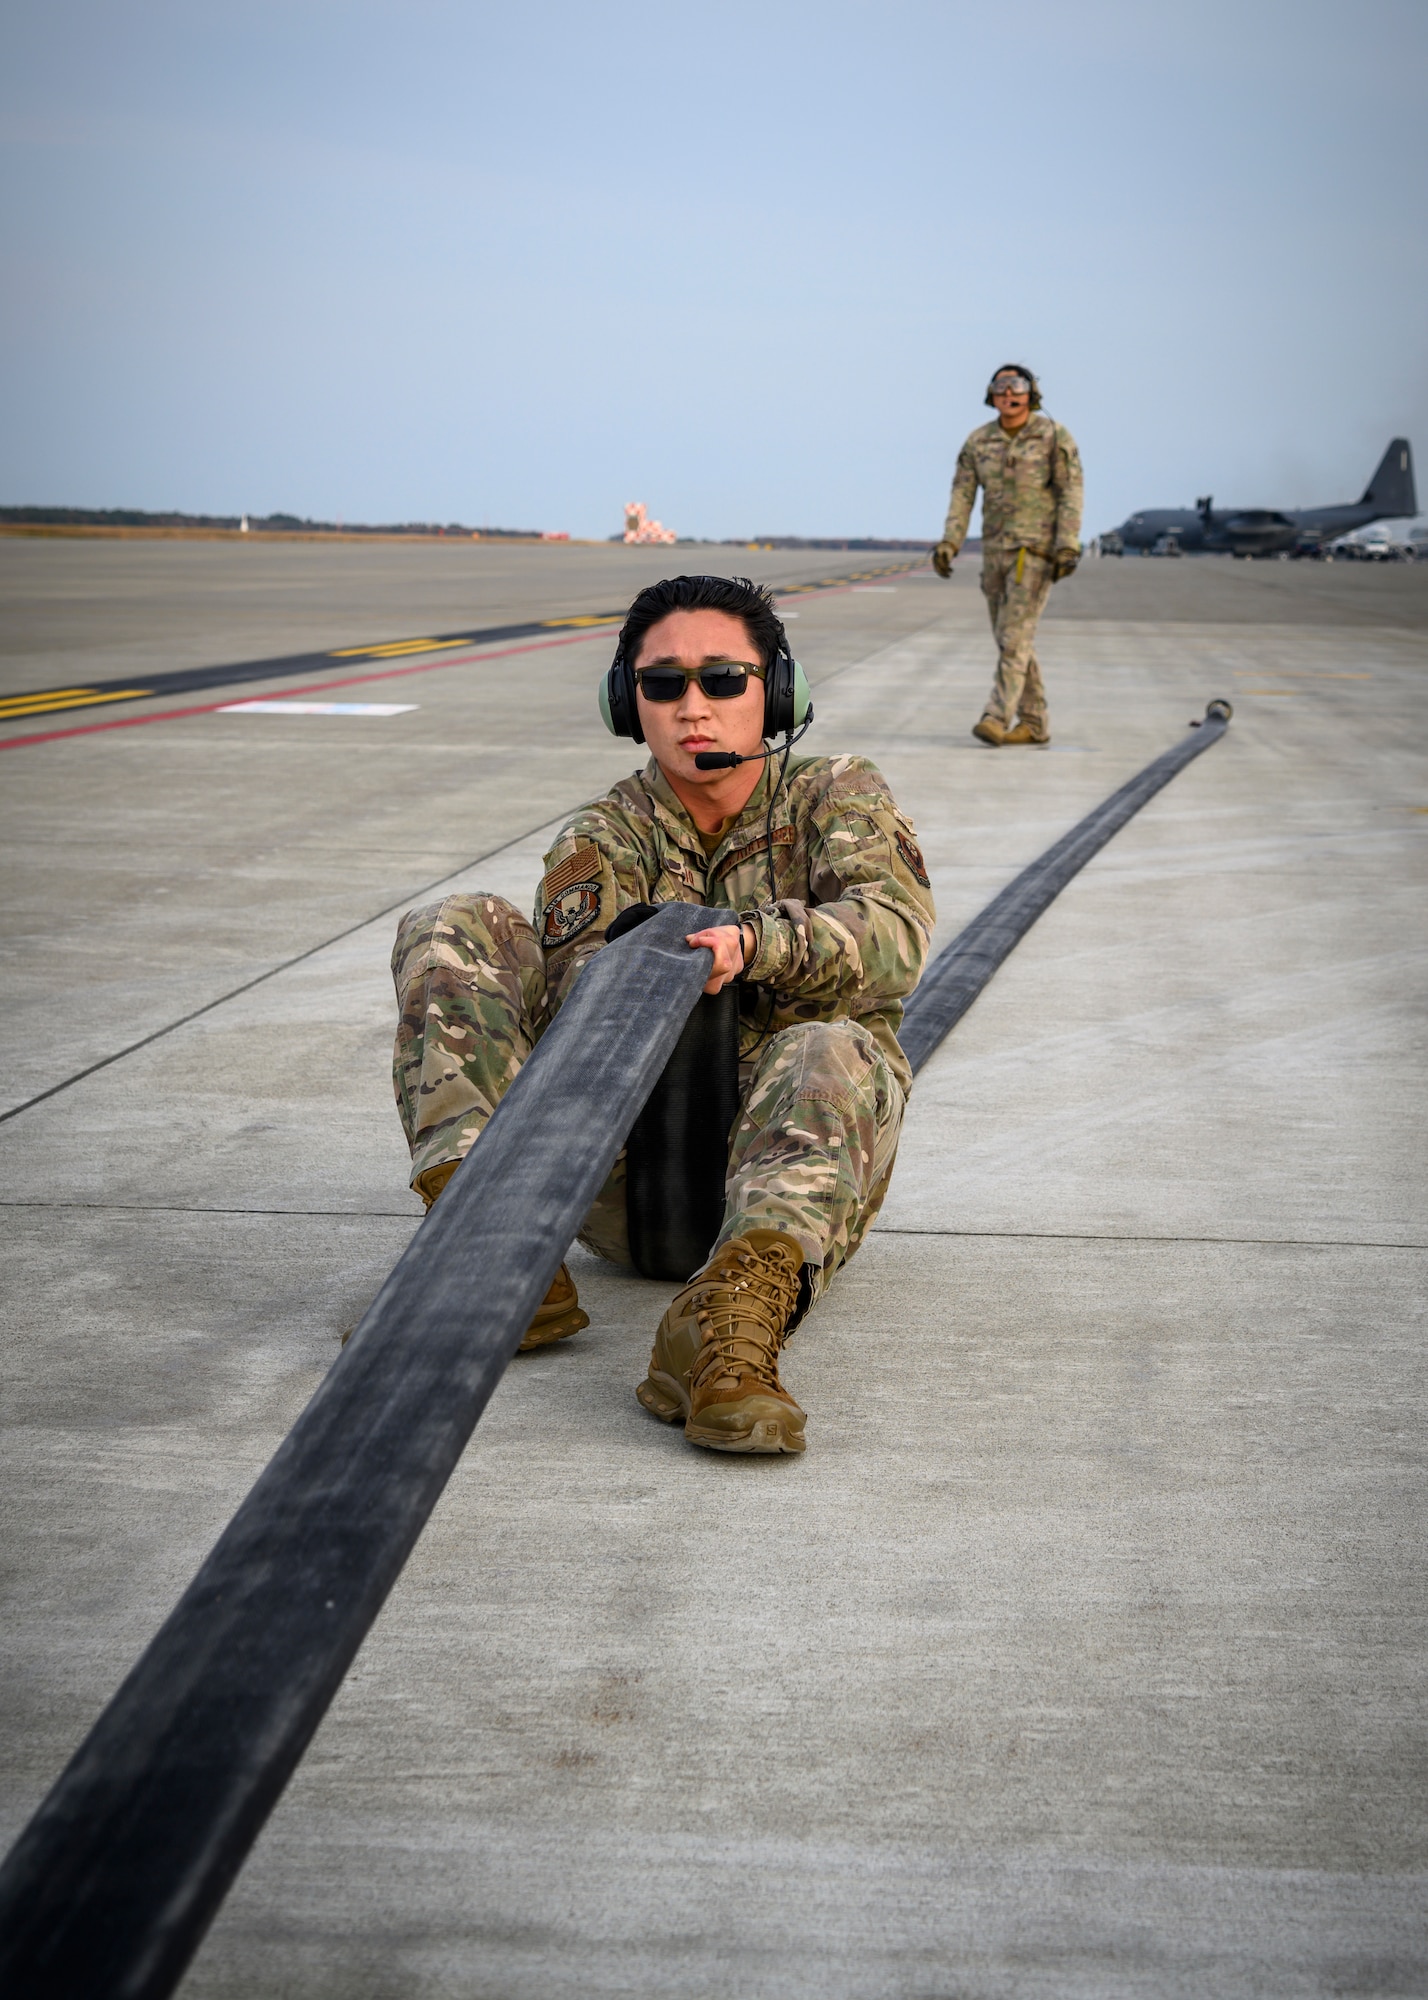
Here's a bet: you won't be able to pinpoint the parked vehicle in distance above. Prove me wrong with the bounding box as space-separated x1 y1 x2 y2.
1329 522 1420 561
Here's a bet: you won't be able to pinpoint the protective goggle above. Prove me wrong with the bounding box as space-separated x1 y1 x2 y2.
990 374 1032 396
635 662 765 702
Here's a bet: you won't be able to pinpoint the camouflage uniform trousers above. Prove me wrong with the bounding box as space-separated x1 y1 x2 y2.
980 545 1054 731
392 893 905 1303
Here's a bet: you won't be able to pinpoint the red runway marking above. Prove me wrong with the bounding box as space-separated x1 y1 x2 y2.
0 629 608 753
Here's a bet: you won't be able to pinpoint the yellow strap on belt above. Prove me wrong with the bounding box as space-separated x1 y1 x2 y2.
1016 547 1025 584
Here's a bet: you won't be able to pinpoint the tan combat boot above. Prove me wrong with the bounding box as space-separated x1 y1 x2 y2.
636 1230 807 1454
411 1157 589 1353
1001 718 1050 745
513 1263 591 1350
413 1159 461 1208
971 714 1006 746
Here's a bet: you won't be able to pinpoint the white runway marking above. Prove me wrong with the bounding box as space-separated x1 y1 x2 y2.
218 701 419 717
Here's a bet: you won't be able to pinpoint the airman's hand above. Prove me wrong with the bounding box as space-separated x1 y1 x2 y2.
1052 548 1080 581
931 542 955 579
686 922 754 994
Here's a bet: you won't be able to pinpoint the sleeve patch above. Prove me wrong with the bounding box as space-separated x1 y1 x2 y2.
541 879 602 948
542 843 602 903
896 830 930 887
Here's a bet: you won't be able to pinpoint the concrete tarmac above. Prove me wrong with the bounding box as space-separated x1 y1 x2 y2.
1 547 1424 1997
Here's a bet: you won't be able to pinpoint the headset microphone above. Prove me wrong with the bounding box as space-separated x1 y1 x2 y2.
694 706 814 770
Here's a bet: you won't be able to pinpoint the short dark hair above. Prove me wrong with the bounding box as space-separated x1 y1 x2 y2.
617 574 786 672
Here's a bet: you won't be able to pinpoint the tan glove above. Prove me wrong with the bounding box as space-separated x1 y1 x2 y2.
1052 548 1080 582
931 542 955 578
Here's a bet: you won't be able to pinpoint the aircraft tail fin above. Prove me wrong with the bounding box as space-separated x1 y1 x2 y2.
1360 438 1416 517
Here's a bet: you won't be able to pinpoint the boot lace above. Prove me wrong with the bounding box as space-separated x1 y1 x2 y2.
687 1245 802 1395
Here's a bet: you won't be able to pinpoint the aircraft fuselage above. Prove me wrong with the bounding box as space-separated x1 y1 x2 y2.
1106 440 1415 557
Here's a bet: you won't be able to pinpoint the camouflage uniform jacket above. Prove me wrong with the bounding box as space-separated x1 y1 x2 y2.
535 754 935 1094
941 411 1084 559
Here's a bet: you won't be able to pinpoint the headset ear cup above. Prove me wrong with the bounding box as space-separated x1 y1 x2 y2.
624 658 644 744
763 650 795 737
600 657 645 742
791 661 812 727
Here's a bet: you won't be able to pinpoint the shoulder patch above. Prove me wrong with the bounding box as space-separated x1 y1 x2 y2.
896 830 930 887
541 877 601 949
542 843 602 904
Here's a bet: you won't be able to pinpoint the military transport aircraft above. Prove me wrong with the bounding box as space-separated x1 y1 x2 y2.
1103 437 1416 557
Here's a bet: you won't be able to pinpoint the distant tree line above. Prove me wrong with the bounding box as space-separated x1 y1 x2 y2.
1 508 941 550
610 534 938 551
742 536 935 551
0 506 543 537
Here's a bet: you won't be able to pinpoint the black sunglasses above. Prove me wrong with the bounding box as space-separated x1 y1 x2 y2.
635 663 765 703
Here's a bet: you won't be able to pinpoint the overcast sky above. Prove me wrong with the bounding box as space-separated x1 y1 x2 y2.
1 0 1424 541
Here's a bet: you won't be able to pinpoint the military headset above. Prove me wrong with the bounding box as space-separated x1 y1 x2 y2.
985 363 1043 411
599 624 813 760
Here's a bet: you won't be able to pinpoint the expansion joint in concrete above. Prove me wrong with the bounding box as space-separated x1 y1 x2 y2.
0 812 570 1130
873 1225 1426 1251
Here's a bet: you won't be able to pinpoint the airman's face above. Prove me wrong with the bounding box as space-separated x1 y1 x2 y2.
991 375 1032 430
632 608 767 789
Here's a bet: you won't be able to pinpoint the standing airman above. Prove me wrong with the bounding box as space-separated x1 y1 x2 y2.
933 364 1083 746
